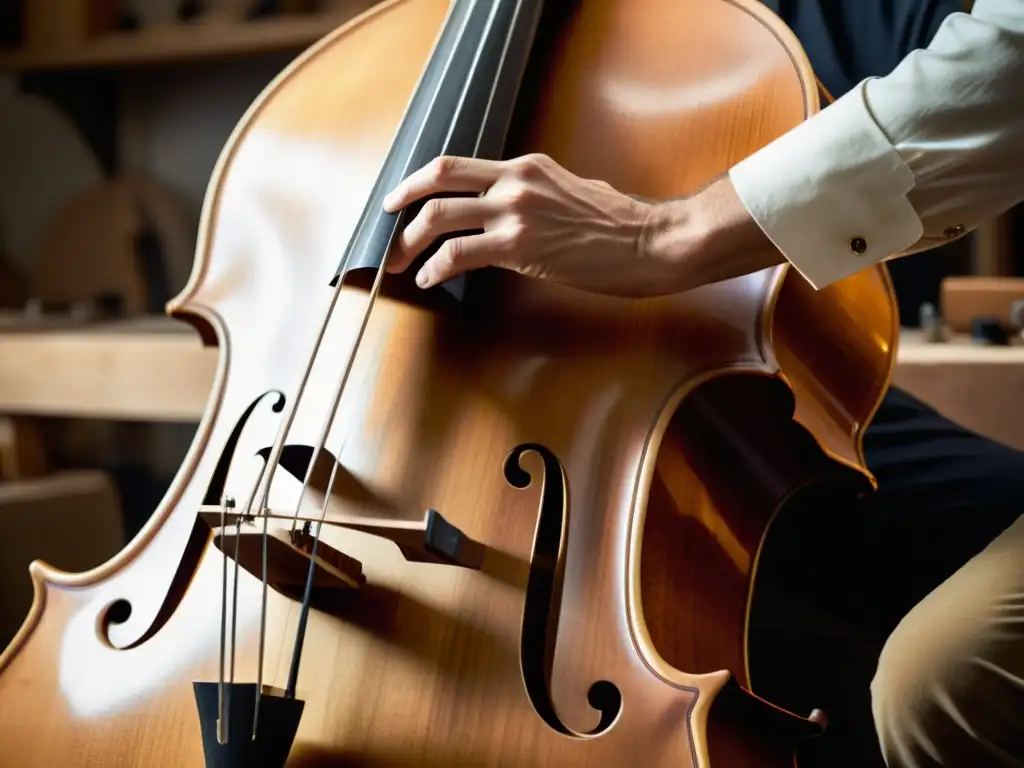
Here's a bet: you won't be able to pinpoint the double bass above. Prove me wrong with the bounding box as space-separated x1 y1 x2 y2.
0 0 897 764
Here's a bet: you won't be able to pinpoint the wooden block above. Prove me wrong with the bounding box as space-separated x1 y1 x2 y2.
940 277 1024 334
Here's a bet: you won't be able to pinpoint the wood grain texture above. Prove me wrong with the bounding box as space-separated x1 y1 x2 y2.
0 0 897 765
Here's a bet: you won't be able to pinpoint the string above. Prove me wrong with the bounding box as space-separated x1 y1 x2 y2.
285 224 402 699
229 513 242 700
212 193 370 741
257 0 498 572
246 227 368 736
251 26 468 724
261 13 493 716
223 0 496 734
217 496 230 745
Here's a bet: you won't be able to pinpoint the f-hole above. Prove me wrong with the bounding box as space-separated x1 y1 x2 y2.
505 443 622 737
204 390 286 506
100 390 286 649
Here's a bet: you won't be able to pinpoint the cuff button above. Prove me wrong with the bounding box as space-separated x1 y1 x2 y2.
944 224 965 238
849 237 867 255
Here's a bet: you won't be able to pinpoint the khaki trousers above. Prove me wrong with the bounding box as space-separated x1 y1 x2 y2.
871 513 1024 766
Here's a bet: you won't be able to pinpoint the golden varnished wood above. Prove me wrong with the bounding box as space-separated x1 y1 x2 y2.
0 0 896 765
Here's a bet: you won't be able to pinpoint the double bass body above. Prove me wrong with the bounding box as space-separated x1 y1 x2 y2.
0 0 897 765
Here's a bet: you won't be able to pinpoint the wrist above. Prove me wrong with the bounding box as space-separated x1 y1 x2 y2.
642 176 784 292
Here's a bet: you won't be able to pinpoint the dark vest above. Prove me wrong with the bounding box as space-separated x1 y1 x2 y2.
761 0 970 99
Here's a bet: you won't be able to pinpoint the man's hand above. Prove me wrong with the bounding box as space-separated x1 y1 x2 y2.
383 153 671 297
382 152 782 297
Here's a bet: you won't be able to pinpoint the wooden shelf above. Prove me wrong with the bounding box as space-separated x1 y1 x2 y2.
897 328 1024 364
0 6 373 73
0 316 217 422
2 320 1024 431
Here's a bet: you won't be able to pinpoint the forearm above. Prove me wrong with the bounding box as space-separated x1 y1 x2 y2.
642 178 784 292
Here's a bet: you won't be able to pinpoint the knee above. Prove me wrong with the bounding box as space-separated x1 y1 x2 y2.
869 606 979 765
870 524 1024 766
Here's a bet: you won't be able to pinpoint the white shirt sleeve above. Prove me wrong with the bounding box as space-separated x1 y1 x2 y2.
727 0 1024 290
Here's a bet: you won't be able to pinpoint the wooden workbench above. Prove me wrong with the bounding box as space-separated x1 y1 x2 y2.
892 330 1024 451
0 316 214 422
1 317 1022 449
